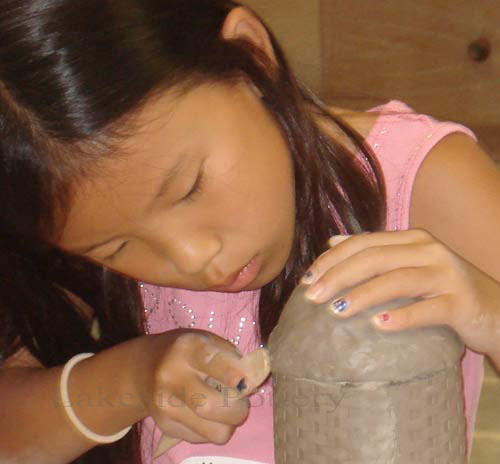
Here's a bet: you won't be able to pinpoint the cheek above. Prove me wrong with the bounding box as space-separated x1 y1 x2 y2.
261 162 296 266
276 160 297 257
275 157 296 228
93 239 170 285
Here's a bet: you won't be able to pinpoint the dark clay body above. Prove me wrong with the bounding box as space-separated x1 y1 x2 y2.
268 284 466 463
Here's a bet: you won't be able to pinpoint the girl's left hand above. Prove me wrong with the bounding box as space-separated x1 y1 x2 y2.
302 229 500 359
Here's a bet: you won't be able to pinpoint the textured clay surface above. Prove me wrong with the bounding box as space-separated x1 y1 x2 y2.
268 284 466 463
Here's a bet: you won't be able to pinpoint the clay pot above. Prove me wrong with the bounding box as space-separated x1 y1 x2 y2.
268 284 466 463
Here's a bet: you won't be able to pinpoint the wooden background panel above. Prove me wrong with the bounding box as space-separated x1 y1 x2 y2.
243 0 322 94
320 0 500 157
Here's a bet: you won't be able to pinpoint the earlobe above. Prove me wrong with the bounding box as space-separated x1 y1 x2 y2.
221 7 277 66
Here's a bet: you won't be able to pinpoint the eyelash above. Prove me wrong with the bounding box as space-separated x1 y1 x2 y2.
182 169 205 202
102 170 204 261
103 242 128 261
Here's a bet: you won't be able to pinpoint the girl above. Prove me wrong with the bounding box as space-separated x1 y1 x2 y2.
0 1 499 463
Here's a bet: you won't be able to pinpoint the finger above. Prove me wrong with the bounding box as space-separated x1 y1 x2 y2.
329 229 432 249
154 418 210 444
190 349 270 423
185 377 249 426
305 243 432 303
161 333 249 424
324 266 442 318
156 389 238 444
175 346 250 425
326 234 352 247
191 372 250 423
195 338 270 393
202 331 242 358
176 332 244 390
370 295 455 332
204 348 271 398
304 229 430 286
195 348 247 393
238 348 271 394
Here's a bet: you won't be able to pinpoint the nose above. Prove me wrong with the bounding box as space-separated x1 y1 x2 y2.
155 230 223 277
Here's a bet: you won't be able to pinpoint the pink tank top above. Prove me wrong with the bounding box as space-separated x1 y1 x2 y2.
140 100 484 464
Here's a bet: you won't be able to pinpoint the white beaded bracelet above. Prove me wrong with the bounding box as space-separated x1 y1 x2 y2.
60 352 132 444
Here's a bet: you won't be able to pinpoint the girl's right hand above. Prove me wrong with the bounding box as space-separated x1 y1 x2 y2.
138 328 265 445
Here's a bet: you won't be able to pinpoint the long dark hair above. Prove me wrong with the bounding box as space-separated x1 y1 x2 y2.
0 1 385 462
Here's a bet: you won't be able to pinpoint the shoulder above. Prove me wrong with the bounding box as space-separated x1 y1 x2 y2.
410 132 500 279
326 100 438 143
410 132 499 228
326 106 379 140
315 106 379 155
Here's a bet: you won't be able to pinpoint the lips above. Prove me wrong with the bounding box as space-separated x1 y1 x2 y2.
210 255 261 292
221 266 246 287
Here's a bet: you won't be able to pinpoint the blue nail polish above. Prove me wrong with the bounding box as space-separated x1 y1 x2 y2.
302 270 314 284
236 379 247 392
331 298 348 314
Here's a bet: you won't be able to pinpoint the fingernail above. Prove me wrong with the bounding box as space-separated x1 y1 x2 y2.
301 270 314 284
331 298 349 314
305 283 323 300
374 312 391 324
236 378 247 392
328 235 351 246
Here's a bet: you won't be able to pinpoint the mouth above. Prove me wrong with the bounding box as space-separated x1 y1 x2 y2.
209 255 262 292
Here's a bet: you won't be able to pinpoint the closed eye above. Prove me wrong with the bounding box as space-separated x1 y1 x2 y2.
181 163 205 202
102 241 128 261
99 164 205 261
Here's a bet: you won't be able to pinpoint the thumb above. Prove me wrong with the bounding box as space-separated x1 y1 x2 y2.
237 348 271 395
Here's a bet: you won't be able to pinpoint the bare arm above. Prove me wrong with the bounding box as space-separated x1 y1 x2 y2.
0 328 266 463
410 133 500 371
0 336 149 464
301 132 500 374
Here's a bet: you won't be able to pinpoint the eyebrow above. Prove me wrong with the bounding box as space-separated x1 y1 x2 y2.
147 154 186 210
71 156 186 255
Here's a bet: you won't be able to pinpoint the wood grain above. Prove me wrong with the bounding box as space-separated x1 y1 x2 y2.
319 0 500 160
243 0 322 94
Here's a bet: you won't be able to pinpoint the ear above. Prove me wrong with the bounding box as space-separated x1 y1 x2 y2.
220 7 277 66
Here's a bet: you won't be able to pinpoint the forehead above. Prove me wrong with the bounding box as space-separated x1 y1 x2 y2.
58 85 198 249
57 81 252 250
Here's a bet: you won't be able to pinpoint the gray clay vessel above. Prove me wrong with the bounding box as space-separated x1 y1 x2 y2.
268 284 466 463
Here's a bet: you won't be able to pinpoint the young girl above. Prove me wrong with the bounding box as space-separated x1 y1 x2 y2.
0 1 499 463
